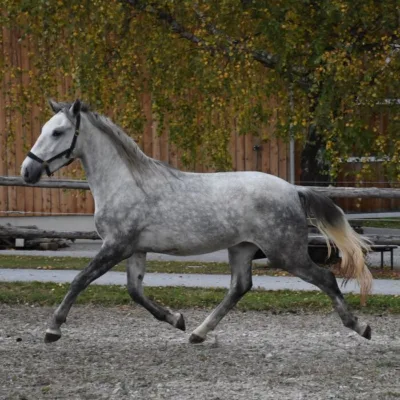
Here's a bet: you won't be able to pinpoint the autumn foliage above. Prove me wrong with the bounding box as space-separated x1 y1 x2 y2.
1 0 399 177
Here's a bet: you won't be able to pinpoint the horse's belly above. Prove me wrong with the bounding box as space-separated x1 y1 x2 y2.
134 226 243 256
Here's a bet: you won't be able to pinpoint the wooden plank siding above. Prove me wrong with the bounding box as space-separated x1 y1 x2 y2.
0 30 299 216
0 26 9 214
3 26 400 215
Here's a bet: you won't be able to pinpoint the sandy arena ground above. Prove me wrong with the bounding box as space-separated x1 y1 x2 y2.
0 305 399 400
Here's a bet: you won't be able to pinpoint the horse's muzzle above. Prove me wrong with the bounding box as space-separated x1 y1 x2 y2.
21 159 43 184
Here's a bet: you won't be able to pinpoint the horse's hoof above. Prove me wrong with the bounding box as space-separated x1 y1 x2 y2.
361 325 371 340
44 332 61 343
189 333 205 344
175 313 186 331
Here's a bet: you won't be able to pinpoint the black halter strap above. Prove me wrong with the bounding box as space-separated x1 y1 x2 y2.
27 112 81 177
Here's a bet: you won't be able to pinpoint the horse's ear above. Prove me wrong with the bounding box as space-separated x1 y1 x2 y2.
69 99 81 116
48 99 62 114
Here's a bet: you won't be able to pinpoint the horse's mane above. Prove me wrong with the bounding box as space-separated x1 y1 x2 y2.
59 102 179 181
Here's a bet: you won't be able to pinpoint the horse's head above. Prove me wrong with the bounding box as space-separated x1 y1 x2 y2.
21 99 82 183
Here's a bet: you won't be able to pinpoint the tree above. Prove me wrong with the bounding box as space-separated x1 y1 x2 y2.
123 0 400 184
1 0 400 181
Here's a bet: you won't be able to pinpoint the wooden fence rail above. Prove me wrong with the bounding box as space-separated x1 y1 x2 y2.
312 187 400 199
2 176 400 198
0 176 90 190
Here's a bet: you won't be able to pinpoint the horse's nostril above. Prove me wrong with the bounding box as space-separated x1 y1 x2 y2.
24 169 29 179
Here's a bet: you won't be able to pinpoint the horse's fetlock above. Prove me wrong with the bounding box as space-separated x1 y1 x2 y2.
343 318 356 330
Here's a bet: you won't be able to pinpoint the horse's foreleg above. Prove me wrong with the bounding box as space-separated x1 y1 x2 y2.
45 243 126 343
126 253 185 331
189 243 258 344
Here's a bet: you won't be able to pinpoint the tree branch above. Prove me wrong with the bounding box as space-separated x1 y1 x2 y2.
123 0 313 90
124 0 279 69
124 0 213 50
192 4 279 69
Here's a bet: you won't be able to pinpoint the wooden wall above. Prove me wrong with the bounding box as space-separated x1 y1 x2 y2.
3 28 398 216
0 30 289 216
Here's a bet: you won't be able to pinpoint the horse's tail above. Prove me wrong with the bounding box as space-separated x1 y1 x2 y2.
296 186 372 303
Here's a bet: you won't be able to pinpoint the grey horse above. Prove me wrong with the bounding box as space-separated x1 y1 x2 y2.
21 99 373 344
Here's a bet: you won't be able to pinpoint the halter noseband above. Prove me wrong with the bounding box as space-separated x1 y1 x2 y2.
27 112 81 177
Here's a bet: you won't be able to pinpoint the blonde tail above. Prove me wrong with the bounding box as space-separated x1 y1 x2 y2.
297 187 373 303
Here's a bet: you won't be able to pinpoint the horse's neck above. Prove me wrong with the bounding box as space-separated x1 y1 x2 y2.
79 125 140 204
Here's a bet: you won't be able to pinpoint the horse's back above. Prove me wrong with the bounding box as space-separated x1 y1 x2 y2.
167 170 304 232
181 170 299 207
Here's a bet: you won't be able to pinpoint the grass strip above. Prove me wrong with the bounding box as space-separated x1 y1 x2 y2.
0 255 399 280
0 282 399 313
353 218 400 229
0 255 231 274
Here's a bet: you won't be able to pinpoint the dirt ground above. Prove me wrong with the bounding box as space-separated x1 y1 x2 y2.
0 305 399 400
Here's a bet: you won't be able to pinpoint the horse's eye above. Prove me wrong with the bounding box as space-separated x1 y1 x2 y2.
52 129 64 137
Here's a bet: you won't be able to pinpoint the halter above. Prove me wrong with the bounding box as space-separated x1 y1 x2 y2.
27 112 81 176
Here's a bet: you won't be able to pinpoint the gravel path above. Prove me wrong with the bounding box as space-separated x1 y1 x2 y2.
0 306 399 400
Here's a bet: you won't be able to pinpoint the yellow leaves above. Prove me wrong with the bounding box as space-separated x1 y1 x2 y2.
1 0 400 176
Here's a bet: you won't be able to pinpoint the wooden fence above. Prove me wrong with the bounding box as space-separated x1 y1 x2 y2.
334 160 400 213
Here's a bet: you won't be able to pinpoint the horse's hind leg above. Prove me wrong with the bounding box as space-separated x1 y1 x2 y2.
284 254 371 339
126 253 185 331
189 243 258 344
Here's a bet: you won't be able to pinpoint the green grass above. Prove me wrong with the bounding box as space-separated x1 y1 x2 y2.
352 218 400 229
0 255 399 280
0 282 399 313
0 255 231 274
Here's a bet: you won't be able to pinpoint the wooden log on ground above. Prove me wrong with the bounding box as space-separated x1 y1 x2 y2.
24 238 71 249
361 235 400 246
0 224 100 240
308 234 400 246
8 224 38 229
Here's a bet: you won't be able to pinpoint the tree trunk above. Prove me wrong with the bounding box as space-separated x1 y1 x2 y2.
299 123 330 186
